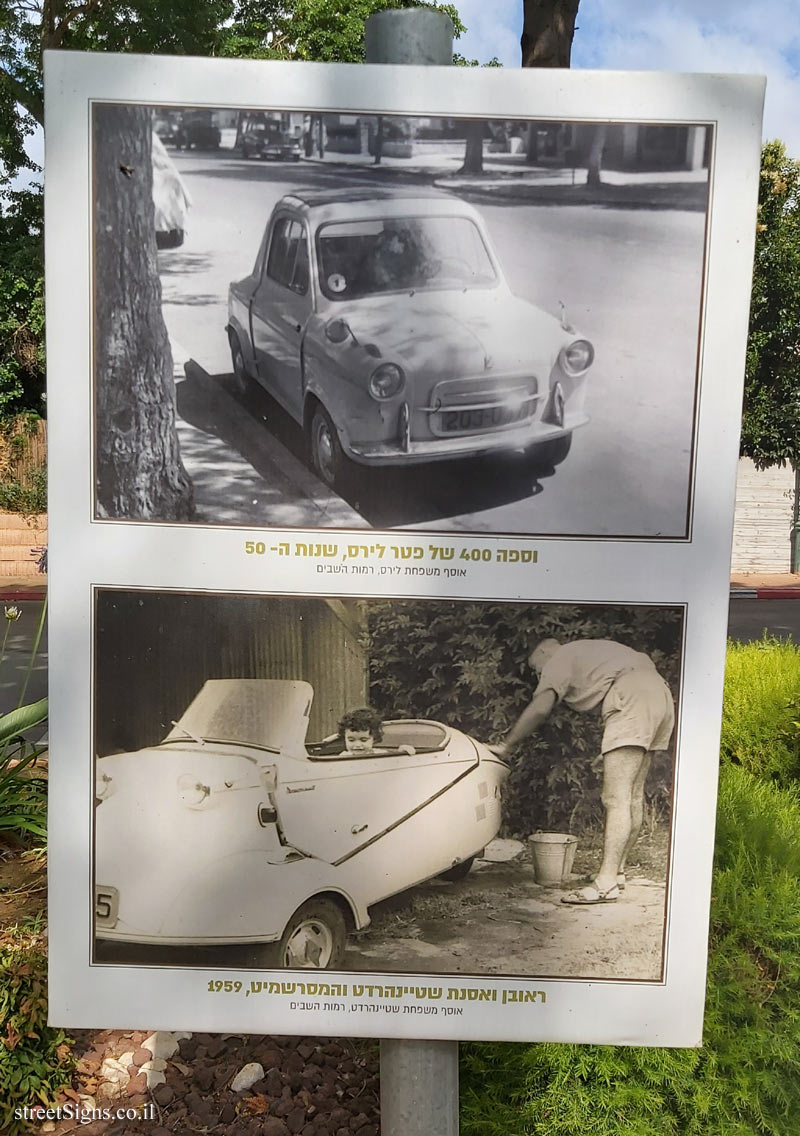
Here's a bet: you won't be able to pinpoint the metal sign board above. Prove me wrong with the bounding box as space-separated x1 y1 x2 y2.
44 51 764 1045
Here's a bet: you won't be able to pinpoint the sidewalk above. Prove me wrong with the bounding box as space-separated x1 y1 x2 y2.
0 577 46 602
302 151 709 209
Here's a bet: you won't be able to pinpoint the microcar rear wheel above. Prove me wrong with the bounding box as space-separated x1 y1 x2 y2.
309 404 348 489
438 856 475 883
278 898 347 969
229 332 251 395
525 433 572 473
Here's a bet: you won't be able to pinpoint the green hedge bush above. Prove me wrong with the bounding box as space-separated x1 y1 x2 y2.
460 765 800 1135
368 600 681 834
721 637 800 785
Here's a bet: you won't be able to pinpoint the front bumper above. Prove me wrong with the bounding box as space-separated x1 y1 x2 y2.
348 412 588 466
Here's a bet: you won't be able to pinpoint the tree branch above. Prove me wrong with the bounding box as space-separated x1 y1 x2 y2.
41 0 104 51
0 64 44 126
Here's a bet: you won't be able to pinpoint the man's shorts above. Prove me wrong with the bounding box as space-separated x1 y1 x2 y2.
600 668 675 753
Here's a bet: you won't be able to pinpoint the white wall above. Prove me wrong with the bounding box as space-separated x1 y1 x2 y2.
730 457 795 574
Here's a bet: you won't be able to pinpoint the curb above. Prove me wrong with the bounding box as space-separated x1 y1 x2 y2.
730 588 800 600
0 588 46 602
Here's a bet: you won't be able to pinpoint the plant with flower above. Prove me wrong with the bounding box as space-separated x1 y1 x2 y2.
0 597 48 842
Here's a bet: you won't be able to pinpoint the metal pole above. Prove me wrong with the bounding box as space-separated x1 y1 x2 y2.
792 464 800 573
364 18 457 1133
365 8 453 66
379 1038 460 1136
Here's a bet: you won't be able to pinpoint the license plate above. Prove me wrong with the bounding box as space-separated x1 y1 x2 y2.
95 886 119 926
438 403 529 433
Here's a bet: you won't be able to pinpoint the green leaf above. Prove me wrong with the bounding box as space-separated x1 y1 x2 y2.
0 698 47 745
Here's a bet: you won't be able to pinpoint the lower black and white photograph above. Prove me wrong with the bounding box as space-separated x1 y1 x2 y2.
93 102 710 538
93 589 683 982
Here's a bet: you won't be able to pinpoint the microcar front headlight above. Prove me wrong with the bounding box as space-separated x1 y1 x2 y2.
369 363 405 401
559 339 594 376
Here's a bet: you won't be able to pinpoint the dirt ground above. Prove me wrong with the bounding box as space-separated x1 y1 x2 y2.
3 823 669 987
0 846 47 927
345 831 668 982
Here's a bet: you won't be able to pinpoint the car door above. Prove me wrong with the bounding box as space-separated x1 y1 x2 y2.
250 214 312 421
274 744 479 866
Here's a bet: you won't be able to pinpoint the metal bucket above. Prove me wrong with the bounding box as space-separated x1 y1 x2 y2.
529 832 578 885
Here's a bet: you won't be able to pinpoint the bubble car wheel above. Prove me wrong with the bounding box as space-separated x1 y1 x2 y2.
438 855 475 882
279 898 346 969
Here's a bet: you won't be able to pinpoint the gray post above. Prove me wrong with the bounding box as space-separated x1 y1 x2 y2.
365 8 453 66
379 1039 459 1136
364 19 458 1133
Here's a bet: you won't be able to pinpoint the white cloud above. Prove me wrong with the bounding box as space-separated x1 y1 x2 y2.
452 0 522 67
451 0 800 151
573 0 800 152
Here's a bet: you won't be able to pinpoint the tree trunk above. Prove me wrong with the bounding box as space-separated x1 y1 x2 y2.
459 120 484 175
521 0 581 67
374 115 384 165
586 123 607 187
94 104 194 521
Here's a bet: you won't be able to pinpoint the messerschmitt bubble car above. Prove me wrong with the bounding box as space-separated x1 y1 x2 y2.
95 680 509 969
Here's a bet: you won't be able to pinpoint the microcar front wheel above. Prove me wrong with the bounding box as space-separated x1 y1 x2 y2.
278 898 347 969
309 404 348 489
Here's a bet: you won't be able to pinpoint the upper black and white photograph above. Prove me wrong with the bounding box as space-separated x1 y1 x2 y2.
93 104 711 537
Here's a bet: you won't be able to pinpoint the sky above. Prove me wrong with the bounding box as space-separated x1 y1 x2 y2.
455 0 800 153
14 0 800 180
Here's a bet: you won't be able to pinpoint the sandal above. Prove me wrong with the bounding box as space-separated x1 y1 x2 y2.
616 873 626 891
561 882 621 905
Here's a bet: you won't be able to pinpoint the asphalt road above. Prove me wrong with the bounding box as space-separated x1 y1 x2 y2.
0 600 48 736
727 598 800 643
159 150 705 538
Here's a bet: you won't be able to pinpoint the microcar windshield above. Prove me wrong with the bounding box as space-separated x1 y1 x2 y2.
162 680 312 752
316 215 497 300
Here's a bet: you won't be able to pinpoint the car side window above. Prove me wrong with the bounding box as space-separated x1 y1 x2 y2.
291 226 310 295
252 228 270 281
266 217 293 284
266 217 309 296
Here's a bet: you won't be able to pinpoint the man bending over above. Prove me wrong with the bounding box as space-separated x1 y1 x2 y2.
495 638 674 905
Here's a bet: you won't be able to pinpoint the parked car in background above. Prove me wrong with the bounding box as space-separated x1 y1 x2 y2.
178 109 221 150
227 188 595 489
241 121 302 161
153 111 184 148
152 133 191 249
95 680 508 969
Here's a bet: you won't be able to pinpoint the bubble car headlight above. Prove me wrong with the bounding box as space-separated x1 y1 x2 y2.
178 773 212 809
369 363 405 401
96 771 114 802
560 339 594 376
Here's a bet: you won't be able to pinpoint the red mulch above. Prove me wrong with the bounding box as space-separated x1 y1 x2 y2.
34 1030 380 1136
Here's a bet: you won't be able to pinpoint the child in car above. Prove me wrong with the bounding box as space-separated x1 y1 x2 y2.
338 708 415 756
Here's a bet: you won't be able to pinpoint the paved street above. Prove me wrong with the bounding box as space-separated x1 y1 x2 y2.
159 150 705 537
727 598 800 643
0 600 48 739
